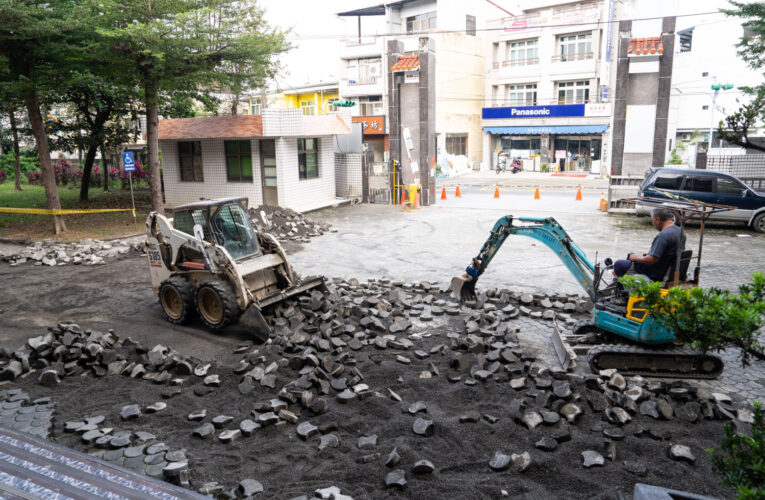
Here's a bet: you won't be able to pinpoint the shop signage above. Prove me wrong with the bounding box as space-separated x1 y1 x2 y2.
404 71 419 83
352 115 385 135
483 103 611 120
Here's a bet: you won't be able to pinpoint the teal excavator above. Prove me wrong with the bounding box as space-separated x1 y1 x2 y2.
450 214 725 379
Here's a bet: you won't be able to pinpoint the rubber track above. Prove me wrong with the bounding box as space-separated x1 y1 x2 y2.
586 343 724 379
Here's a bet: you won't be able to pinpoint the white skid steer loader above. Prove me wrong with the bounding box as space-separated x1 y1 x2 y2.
145 197 325 338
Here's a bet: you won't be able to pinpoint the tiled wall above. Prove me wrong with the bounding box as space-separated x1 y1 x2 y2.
262 109 303 136
335 153 363 198
274 136 337 212
161 139 263 209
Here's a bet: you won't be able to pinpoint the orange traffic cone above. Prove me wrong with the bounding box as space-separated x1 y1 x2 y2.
493 186 500 199
414 190 421 209
441 187 447 200
455 185 461 198
400 188 407 205
534 186 541 200
575 184 582 201
599 192 608 212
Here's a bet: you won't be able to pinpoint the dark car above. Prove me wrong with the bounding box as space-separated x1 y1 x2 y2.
636 167 765 233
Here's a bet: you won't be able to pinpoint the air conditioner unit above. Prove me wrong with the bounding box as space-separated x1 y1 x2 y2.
369 66 379 76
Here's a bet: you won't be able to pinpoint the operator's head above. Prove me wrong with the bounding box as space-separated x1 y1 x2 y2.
650 207 674 230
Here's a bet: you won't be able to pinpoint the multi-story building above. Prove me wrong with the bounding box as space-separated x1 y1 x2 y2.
481 0 623 175
337 0 491 173
245 81 340 116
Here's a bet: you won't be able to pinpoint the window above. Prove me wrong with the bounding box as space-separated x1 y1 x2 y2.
678 28 693 53
686 176 714 193
358 58 381 84
359 96 383 116
212 203 259 260
249 99 262 115
702 105 709 110
173 209 211 239
701 72 708 77
557 33 592 61
406 11 436 33
225 141 253 182
557 81 590 104
509 40 539 66
717 178 745 195
446 135 467 156
466 15 476 36
298 138 319 180
300 101 315 116
178 141 203 182
653 174 684 190
507 83 537 106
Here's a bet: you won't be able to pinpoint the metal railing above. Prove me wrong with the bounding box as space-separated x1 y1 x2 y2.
551 52 594 62
345 77 379 86
492 57 540 69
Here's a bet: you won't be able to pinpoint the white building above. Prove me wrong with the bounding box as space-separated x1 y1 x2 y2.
481 0 625 175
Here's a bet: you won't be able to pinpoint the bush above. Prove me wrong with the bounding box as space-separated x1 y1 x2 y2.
709 401 765 499
540 163 550 173
0 170 6 184
667 149 683 165
0 149 39 180
109 161 151 189
26 171 42 185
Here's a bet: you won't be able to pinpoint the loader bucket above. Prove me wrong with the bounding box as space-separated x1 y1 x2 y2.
239 305 272 342
450 274 477 303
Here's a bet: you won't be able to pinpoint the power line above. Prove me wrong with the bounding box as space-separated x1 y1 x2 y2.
287 10 725 41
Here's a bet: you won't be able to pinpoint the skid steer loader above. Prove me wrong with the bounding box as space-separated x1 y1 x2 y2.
145 197 325 338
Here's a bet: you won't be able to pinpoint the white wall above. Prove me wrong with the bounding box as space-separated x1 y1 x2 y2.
161 139 263 209
275 136 337 212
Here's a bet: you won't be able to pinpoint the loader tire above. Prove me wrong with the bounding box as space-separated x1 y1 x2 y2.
159 276 195 325
195 279 240 331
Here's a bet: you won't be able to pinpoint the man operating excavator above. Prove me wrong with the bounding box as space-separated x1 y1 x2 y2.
613 207 685 282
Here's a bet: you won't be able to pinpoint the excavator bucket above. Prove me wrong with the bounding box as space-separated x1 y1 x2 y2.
450 274 478 302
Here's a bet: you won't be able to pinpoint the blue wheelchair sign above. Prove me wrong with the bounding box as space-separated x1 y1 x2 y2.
122 152 136 172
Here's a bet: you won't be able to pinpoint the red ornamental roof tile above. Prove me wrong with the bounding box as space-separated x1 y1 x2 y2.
627 37 664 56
390 54 420 72
158 115 263 140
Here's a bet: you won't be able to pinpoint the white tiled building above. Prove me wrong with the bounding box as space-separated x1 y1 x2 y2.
158 109 350 212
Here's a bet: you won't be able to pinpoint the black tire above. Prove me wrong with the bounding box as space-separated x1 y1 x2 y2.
159 276 194 325
194 279 240 331
751 212 765 234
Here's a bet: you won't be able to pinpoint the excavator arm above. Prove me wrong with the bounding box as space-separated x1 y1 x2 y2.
450 216 598 302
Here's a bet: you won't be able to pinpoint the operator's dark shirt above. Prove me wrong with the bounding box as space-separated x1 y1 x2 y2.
635 224 685 281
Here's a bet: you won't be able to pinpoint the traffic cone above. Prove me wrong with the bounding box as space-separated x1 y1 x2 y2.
414 190 421 209
599 192 608 212
400 188 407 205
493 186 500 199
534 186 541 200
441 187 447 200
575 185 582 201
455 185 461 198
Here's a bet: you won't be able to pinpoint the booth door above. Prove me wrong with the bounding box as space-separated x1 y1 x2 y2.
260 140 278 206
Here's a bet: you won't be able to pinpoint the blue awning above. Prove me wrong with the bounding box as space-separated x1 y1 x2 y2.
483 125 609 135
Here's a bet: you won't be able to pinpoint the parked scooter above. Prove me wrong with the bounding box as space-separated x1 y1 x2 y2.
510 157 522 174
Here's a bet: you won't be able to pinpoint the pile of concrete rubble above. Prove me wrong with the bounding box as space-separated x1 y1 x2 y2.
0 237 143 267
249 205 334 243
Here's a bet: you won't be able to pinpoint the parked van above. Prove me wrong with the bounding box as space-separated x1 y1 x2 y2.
636 167 765 233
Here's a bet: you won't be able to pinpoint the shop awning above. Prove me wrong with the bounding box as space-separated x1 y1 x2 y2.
483 125 609 135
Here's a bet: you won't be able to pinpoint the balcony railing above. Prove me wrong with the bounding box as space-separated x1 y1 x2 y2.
492 57 540 69
551 52 594 63
345 77 380 86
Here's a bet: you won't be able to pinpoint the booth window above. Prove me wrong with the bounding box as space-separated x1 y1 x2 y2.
225 140 253 182
298 138 319 179
178 141 203 182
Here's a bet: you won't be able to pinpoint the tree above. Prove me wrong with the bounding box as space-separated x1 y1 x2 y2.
620 273 765 364
0 0 95 233
719 2 765 152
101 0 289 215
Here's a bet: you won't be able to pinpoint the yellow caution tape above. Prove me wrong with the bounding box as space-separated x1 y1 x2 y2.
0 207 136 217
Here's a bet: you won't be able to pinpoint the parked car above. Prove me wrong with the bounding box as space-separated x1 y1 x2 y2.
636 167 765 233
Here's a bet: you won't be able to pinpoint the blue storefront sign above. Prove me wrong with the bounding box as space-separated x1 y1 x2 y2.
482 104 585 120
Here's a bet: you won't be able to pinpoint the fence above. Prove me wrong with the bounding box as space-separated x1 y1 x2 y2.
707 155 765 190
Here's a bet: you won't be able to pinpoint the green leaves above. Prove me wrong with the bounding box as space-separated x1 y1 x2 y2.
619 273 765 364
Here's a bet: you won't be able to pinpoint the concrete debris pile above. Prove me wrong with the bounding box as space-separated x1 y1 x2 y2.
0 237 143 267
249 204 334 242
1 279 751 498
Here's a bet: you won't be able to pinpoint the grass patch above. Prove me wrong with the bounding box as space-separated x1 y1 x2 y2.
0 181 152 241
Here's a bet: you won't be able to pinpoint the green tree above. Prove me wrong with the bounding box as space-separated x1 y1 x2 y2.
100 0 289 215
719 2 765 152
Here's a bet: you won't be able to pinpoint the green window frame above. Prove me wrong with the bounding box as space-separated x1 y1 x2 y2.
178 141 203 182
298 138 319 180
224 140 253 182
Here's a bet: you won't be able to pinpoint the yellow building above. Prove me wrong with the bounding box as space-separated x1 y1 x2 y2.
248 81 339 116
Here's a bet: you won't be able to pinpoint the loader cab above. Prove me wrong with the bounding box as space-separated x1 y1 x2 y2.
172 198 259 260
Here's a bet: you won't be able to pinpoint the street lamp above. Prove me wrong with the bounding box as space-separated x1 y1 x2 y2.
708 82 735 153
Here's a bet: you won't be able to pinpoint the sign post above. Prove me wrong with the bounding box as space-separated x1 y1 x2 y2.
122 151 138 232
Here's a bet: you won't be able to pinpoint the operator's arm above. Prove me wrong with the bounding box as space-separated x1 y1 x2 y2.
628 252 658 265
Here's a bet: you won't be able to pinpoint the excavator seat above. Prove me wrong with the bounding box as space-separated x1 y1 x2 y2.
662 250 693 287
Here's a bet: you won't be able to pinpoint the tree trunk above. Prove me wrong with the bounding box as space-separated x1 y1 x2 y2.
231 90 240 116
145 76 164 215
9 108 22 192
79 144 99 202
101 143 109 191
23 89 67 234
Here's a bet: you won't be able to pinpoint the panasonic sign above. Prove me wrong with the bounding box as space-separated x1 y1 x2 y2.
483 104 586 119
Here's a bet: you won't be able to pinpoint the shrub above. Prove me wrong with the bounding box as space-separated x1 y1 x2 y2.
709 401 765 499
0 170 6 184
667 149 683 165
540 163 550 173
0 149 39 177
26 171 42 185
